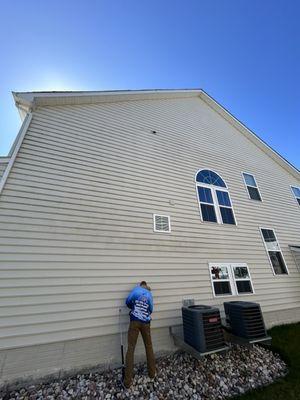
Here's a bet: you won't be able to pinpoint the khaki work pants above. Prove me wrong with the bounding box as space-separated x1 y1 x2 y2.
124 320 156 387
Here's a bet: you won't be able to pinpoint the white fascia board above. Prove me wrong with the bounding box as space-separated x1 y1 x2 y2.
13 88 201 109
0 113 32 195
14 88 201 100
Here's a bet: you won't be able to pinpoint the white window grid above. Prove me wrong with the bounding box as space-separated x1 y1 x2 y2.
196 181 237 225
242 172 263 201
209 263 254 297
153 214 171 233
259 227 289 275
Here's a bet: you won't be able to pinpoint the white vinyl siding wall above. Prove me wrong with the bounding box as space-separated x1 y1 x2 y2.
0 95 299 350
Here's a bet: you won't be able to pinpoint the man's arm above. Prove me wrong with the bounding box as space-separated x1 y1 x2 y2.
126 289 135 309
148 293 154 314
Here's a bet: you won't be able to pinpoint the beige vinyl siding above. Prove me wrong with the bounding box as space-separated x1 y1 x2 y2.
0 95 300 350
294 253 300 270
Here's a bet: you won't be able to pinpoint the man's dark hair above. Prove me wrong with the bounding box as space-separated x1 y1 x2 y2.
140 281 151 290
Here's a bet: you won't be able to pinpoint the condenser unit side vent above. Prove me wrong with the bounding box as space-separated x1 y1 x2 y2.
224 301 267 339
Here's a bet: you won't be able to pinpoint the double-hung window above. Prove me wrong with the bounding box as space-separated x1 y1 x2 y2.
196 169 236 225
260 228 288 275
242 172 262 201
209 263 254 297
291 186 300 206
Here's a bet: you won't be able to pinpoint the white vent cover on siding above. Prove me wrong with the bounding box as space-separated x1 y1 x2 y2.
153 214 171 232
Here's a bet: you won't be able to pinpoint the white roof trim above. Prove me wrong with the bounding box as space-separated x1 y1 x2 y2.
0 113 32 195
14 88 200 101
12 88 299 180
199 91 299 180
13 89 201 112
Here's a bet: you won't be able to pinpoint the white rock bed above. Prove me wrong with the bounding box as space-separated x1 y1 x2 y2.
1 345 287 400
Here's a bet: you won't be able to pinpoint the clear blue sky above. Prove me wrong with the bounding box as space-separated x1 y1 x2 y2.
0 0 299 168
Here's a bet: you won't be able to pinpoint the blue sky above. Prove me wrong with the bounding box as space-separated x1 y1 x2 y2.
0 0 299 168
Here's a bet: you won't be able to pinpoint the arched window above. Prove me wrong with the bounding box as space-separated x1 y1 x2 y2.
196 169 226 188
195 169 236 225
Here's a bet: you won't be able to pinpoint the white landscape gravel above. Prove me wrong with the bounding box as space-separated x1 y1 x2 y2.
1 344 287 400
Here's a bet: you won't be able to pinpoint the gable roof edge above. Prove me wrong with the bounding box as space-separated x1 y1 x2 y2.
13 89 201 114
199 90 300 181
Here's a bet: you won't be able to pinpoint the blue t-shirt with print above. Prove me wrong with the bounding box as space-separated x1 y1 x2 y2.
126 286 153 323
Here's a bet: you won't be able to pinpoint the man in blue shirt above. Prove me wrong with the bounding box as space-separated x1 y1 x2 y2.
123 281 156 388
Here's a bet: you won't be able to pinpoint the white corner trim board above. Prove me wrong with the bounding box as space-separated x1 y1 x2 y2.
0 112 32 195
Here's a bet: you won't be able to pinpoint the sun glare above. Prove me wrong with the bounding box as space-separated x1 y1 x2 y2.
30 72 82 92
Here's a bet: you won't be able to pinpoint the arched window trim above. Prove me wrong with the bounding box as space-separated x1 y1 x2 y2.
195 168 237 225
195 169 227 188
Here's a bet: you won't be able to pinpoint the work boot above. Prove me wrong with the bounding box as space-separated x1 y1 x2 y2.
121 379 131 390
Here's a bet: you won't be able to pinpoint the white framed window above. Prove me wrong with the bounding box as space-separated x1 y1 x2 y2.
291 186 300 206
209 263 254 297
259 228 288 275
153 214 171 233
242 172 262 201
195 169 236 225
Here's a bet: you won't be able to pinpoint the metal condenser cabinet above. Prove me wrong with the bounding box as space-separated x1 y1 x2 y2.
224 301 267 339
182 305 225 352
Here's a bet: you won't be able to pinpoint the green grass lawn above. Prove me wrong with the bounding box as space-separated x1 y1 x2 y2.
236 322 300 400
